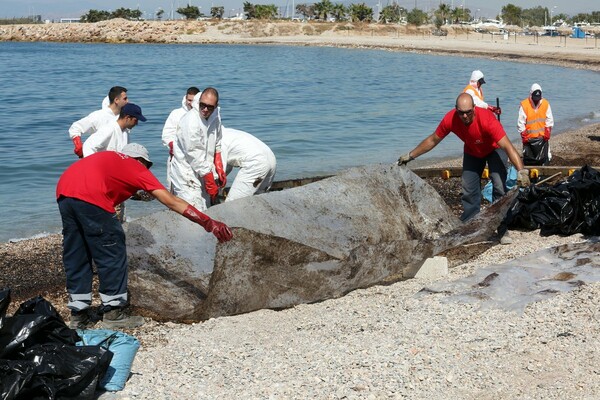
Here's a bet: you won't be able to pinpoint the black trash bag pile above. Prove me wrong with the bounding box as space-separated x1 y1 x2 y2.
508 165 600 236
0 289 113 400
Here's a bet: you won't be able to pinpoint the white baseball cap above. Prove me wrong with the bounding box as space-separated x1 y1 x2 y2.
121 143 153 167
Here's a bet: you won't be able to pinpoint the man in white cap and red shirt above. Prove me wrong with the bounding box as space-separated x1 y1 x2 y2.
56 143 233 329
518 83 554 166
463 70 502 116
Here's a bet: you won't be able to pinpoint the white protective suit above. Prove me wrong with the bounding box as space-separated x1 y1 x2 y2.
162 95 192 147
68 106 119 139
162 95 193 188
221 127 277 202
82 119 129 157
169 93 222 210
463 70 488 109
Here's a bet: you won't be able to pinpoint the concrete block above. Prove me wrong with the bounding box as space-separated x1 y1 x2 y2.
414 256 448 280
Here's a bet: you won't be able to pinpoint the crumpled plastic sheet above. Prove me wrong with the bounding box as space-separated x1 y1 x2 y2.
416 238 600 314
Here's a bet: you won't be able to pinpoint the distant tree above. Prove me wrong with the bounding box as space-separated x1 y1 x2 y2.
296 3 315 19
156 8 165 20
254 4 278 19
500 4 522 25
521 6 546 27
331 3 347 21
348 3 372 22
406 8 428 26
450 6 470 23
243 2 256 19
379 4 405 24
211 6 225 19
80 9 111 23
111 7 142 20
434 3 450 25
177 5 201 20
314 0 333 20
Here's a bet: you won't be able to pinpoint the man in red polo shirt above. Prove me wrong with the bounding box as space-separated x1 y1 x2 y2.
398 93 530 223
56 143 233 329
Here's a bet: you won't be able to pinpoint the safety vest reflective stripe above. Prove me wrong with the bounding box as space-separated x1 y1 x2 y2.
463 84 484 101
521 99 549 139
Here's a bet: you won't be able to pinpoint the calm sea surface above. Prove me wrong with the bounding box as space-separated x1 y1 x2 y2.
0 41 599 242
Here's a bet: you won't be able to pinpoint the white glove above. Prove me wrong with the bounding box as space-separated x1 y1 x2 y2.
517 169 530 188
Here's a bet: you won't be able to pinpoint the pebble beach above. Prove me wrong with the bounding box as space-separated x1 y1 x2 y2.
1 20 600 399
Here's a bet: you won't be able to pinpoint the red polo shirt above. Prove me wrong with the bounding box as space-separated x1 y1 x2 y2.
56 151 165 213
435 108 507 158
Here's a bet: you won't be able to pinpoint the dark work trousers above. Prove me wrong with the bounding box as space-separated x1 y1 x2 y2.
461 148 508 221
58 197 128 312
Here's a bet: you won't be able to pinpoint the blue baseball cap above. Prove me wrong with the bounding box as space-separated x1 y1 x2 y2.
121 103 147 122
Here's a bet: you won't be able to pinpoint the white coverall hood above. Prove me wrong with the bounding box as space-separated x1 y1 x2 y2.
470 70 485 84
181 94 192 112
530 83 542 94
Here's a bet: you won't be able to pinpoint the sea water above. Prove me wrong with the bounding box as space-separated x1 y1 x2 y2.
0 41 598 242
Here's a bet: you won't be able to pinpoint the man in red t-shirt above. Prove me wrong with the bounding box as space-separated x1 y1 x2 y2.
56 143 233 329
398 93 530 222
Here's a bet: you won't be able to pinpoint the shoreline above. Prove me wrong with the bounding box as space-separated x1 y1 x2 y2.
1 20 600 72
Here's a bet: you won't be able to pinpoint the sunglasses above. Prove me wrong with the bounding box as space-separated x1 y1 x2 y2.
199 102 216 111
456 108 474 116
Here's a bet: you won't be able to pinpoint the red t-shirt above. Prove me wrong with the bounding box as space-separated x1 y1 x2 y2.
56 151 166 213
434 108 507 158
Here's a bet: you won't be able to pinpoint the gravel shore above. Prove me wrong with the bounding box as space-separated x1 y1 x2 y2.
1 28 599 398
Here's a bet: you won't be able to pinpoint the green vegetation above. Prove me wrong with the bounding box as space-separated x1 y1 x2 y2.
176 6 202 20
80 8 142 22
501 4 600 26
8 3 600 26
211 6 225 19
243 2 279 20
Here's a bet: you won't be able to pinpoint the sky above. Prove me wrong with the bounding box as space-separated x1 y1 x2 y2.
1 0 597 20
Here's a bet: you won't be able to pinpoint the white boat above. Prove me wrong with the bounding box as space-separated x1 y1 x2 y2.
472 18 506 32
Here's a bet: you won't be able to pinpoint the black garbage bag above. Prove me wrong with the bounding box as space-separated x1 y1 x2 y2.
523 137 549 166
0 294 113 400
0 360 36 400
0 289 10 333
0 289 10 319
0 296 79 359
508 165 600 235
0 344 112 400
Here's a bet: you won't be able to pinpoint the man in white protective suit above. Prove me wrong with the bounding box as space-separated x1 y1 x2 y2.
168 87 227 210
221 127 277 202
82 103 146 157
68 86 128 158
162 86 201 189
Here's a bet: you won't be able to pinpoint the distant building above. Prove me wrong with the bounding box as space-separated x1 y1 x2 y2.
59 18 81 23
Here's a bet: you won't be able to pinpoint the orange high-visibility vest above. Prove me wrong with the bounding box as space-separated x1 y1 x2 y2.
463 84 484 102
521 98 549 140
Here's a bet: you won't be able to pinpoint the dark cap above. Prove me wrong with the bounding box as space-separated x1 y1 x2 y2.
121 103 147 122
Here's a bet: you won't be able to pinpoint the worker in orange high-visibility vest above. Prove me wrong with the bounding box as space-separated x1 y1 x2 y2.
518 83 554 166
463 70 501 116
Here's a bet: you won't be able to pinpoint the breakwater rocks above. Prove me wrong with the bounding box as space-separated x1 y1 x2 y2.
0 19 203 43
0 19 425 44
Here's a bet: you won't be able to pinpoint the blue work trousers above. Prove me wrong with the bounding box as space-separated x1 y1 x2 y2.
461 148 508 221
58 197 128 311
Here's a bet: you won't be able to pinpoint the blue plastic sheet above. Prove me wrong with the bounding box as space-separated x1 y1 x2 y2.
76 329 140 392
482 166 517 203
